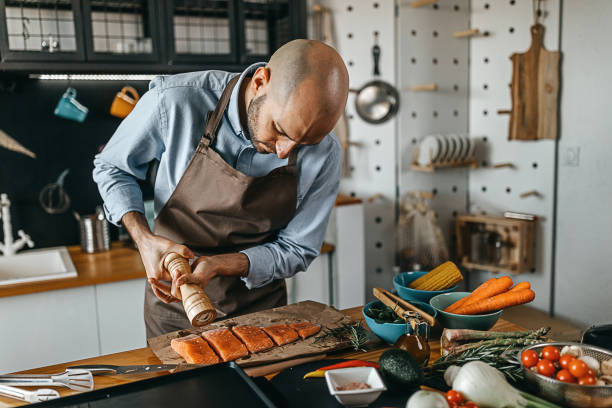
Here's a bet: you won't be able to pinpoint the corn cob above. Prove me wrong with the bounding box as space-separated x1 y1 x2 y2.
409 261 463 291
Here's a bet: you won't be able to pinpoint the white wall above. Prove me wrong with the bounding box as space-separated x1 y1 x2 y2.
553 0 612 326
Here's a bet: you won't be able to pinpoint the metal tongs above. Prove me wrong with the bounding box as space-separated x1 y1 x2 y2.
0 384 59 403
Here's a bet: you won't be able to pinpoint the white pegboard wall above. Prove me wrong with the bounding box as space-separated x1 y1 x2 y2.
468 0 561 312
397 0 471 273
307 0 398 300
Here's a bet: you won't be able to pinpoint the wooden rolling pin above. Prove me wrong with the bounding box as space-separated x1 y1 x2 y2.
373 287 437 326
163 252 217 327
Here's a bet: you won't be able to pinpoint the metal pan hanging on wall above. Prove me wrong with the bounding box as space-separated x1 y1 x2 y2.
350 34 400 124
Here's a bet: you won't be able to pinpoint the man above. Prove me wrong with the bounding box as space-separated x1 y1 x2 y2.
93 39 349 339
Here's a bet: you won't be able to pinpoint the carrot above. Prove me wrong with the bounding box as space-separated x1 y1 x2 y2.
508 281 530 292
444 278 497 313
453 288 535 315
445 276 514 313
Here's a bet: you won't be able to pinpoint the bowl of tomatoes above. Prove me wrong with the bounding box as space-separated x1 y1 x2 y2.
519 342 612 408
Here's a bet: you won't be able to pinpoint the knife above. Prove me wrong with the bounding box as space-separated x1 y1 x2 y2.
65 364 195 375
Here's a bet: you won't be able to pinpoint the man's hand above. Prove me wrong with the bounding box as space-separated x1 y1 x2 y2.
122 211 193 304
175 253 249 290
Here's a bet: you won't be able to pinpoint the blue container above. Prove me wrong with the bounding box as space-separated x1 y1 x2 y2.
393 271 457 303
362 300 437 344
430 292 502 331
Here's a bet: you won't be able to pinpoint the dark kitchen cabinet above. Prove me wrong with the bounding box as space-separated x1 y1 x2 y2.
0 0 306 71
0 0 85 62
81 0 161 62
163 0 238 65
237 0 304 65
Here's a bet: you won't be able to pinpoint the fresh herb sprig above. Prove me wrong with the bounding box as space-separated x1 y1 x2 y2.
314 321 369 352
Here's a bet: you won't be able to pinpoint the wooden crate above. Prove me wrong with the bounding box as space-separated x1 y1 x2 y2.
455 214 536 274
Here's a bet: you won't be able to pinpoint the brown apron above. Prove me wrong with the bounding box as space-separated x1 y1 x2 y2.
144 75 299 339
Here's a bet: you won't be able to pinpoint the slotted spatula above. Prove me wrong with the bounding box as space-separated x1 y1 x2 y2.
0 369 93 392
0 384 59 403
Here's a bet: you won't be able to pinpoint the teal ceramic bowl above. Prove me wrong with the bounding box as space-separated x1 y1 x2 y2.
393 271 457 303
429 292 502 331
362 300 437 344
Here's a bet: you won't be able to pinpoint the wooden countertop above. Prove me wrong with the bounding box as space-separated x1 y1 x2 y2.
0 307 524 407
0 241 335 299
0 243 146 298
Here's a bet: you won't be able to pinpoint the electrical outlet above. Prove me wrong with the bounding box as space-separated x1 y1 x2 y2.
562 146 580 167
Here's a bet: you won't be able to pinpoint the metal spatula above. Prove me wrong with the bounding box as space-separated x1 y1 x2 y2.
0 369 94 392
0 384 59 403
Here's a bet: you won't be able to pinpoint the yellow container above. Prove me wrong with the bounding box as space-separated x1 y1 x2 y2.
110 86 139 118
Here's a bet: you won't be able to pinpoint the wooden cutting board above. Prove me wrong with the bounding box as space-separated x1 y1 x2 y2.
509 24 561 141
148 300 361 368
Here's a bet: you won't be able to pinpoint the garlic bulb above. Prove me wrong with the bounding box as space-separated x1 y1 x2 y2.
602 359 612 376
406 390 449 408
560 345 583 358
444 365 461 387
578 355 600 374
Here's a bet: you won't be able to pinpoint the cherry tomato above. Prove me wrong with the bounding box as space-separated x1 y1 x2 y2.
559 354 575 369
555 369 576 383
463 403 480 408
587 369 595 377
541 346 561 362
522 349 539 368
446 390 464 404
569 359 589 378
578 375 597 386
447 403 459 408
537 359 556 377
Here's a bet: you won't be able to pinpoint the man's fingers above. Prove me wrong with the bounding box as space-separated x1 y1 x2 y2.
176 273 199 286
170 244 194 260
149 278 178 303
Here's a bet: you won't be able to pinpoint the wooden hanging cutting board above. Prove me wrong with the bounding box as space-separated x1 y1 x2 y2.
148 300 368 368
508 24 561 141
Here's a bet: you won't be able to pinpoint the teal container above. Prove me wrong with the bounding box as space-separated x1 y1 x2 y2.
429 292 502 331
54 88 88 123
362 300 437 344
393 271 457 303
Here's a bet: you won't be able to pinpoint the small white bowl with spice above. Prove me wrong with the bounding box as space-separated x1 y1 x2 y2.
324 367 387 407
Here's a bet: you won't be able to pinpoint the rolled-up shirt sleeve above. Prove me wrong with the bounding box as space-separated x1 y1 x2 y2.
240 142 342 289
92 85 165 225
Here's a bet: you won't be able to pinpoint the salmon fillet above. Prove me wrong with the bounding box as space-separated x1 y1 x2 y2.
263 324 299 346
231 326 274 353
170 334 220 365
202 328 249 362
288 322 321 339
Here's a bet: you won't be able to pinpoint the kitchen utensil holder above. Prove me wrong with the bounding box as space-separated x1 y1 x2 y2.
411 146 478 173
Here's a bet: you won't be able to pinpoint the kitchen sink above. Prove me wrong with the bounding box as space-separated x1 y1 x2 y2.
0 246 77 286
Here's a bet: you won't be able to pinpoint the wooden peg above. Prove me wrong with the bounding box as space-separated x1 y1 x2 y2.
163 252 217 327
411 83 438 92
493 162 515 169
497 109 511 115
453 28 480 38
520 190 542 199
410 0 437 7
368 193 383 203
312 4 325 12
411 191 435 200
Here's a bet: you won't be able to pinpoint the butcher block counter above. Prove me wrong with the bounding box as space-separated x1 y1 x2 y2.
0 307 524 407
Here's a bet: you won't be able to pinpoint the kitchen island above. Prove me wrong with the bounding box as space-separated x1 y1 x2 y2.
0 307 523 407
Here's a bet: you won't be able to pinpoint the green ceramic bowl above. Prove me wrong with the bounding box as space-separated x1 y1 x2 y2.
429 292 502 331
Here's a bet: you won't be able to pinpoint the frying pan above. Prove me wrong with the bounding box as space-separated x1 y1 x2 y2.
350 38 400 124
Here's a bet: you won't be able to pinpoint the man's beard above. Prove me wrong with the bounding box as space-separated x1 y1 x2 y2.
247 94 275 154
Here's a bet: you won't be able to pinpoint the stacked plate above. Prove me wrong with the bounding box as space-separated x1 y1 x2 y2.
416 134 476 167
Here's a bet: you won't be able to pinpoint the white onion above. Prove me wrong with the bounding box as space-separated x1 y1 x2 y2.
406 390 449 408
560 345 583 358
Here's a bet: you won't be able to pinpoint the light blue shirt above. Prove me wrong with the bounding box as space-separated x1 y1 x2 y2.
93 63 342 289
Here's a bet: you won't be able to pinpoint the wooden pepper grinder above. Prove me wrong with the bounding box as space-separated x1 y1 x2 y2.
163 252 217 327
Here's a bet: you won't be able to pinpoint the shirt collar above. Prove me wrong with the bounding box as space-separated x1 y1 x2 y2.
227 62 266 140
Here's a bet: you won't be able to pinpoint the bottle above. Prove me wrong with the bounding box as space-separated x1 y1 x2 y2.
393 320 431 365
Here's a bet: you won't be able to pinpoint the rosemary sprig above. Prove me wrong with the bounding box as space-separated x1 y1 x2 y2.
314 321 369 352
424 345 526 384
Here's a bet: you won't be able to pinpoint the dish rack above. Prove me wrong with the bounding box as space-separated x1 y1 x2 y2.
411 146 478 172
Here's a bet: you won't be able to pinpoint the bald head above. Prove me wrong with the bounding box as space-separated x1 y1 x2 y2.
267 39 349 127
241 39 349 159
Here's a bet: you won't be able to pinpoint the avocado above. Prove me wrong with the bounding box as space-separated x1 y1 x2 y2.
378 349 424 391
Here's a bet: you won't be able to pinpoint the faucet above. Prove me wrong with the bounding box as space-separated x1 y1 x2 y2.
0 193 34 256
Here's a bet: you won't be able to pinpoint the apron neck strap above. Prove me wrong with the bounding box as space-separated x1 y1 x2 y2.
288 148 298 166
202 75 241 147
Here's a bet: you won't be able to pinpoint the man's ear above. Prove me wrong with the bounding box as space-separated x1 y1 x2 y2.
251 66 271 93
